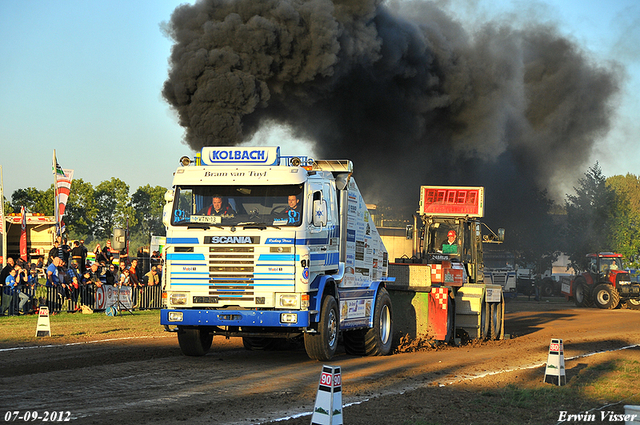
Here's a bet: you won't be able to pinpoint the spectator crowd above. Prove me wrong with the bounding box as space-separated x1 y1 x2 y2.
0 237 163 316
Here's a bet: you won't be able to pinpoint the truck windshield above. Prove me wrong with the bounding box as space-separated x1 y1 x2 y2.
171 184 304 227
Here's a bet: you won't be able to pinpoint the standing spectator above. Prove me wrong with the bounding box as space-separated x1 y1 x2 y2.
87 263 103 288
102 240 114 264
78 239 88 275
128 259 141 308
106 264 119 285
143 266 159 286
13 265 30 315
0 257 14 286
129 259 141 287
60 237 71 264
47 241 60 265
71 241 83 270
117 268 130 287
1 268 17 315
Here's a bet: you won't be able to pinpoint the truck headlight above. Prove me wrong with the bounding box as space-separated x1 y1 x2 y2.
278 294 299 308
167 311 183 322
281 313 298 324
170 293 188 305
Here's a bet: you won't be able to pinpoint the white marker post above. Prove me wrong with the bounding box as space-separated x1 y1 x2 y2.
543 338 566 385
310 365 343 425
35 306 51 337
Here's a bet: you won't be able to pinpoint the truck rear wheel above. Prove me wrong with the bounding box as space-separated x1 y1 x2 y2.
593 284 620 309
365 288 393 356
304 295 338 361
177 327 213 356
574 278 593 307
343 288 394 356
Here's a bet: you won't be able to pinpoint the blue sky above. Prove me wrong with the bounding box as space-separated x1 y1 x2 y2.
0 0 638 199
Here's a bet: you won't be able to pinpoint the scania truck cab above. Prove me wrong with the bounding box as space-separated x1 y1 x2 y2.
160 147 393 360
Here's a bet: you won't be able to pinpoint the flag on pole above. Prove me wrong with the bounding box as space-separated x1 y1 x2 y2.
52 151 73 235
20 206 27 262
52 151 65 176
56 169 74 234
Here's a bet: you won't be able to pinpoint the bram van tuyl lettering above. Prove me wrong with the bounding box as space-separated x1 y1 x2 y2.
557 410 638 422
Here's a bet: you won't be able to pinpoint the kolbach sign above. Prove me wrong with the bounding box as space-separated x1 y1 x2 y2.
201 147 280 166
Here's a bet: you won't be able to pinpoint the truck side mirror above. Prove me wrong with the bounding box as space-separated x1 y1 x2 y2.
405 225 413 240
497 228 505 242
313 200 327 227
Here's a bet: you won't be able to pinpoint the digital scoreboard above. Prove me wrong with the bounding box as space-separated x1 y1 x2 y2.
419 186 484 217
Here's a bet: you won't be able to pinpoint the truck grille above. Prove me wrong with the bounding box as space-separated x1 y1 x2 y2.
209 247 255 301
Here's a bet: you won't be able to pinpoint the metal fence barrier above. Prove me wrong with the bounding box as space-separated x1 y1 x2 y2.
0 284 163 315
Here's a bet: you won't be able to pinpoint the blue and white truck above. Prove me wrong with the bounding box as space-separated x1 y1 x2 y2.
160 147 393 360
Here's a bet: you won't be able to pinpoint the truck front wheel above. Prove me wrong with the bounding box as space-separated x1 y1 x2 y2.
304 295 338 361
177 327 213 356
593 284 620 309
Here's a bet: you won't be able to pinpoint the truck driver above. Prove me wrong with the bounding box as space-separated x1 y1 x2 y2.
199 196 235 216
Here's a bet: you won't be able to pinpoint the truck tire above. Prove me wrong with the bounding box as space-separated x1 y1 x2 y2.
242 337 277 351
177 327 213 356
344 289 394 356
304 295 338 361
490 301 503 340
624 298 640 310
593 284 620 310
573 278 593 308
364 288 393 356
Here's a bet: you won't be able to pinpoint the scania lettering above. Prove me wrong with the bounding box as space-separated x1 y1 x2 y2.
161 147 394 360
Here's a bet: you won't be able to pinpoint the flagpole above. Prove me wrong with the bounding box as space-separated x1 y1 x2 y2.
53 150 59 236
0 165 6 266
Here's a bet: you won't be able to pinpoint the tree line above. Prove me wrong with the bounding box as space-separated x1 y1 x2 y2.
3 163 640 272
502 163 640 273
3 178 166 255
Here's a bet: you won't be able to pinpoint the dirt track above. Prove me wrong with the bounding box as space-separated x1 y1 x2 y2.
1 299 640 424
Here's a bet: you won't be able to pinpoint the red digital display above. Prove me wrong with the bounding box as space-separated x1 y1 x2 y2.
420 186 484 217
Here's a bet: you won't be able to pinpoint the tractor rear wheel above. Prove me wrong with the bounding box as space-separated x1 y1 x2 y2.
593 284 620 310
573 278 593 307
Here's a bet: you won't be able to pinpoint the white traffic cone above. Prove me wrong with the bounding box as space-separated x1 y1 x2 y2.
35 306 51 337
543 338 566 385
310 365 343 425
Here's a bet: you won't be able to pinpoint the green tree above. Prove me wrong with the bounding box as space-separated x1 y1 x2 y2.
131 185 167 239
10 187 54 215
565 163 616 271
93 178 136 240
606 173 640 267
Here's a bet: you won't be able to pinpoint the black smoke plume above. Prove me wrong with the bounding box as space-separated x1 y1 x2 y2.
162 0 621 234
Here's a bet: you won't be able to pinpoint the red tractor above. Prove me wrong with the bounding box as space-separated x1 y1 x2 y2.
561 253 640 310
